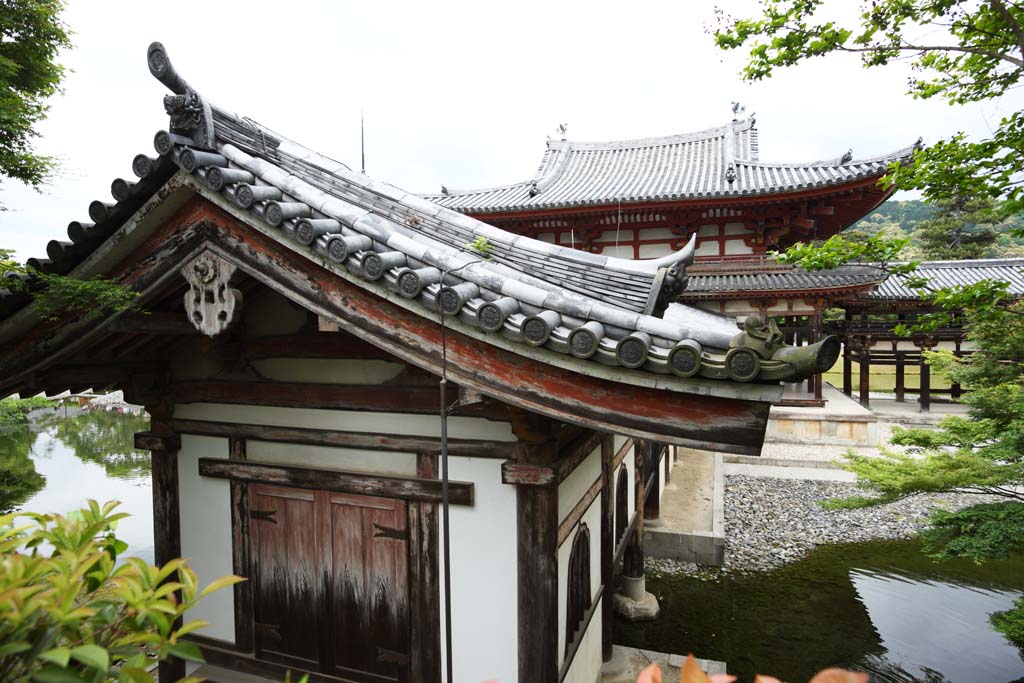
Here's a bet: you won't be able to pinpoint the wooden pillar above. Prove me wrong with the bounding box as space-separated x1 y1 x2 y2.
599 436 615 663
643 444 661 522
919 356 931 412
623 443 645 580
512 413 560 683
858 338 872 409
895 352 905 403
415 453 442 683
843 343 853 396
228 437 254 653
146 405 184 683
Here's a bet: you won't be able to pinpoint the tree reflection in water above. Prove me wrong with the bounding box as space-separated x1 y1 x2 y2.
0 425 45 513
36 409 152 480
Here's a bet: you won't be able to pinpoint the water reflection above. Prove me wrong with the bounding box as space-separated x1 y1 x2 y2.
617 540 1024 683
0 405 154 562
0 425 45 513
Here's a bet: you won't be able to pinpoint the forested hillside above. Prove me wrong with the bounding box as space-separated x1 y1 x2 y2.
850 200 1024 259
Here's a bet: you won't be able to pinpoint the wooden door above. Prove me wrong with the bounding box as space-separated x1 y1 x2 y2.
249 485 412 682
326 493 410 683
250 485 322 671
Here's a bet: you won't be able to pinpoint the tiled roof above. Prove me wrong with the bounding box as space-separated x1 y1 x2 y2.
424 120 918 213
864 258 1024 300
0 43 841 388
682 263 885 298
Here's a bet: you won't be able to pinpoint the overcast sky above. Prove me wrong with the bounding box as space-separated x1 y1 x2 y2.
2 0 1021 260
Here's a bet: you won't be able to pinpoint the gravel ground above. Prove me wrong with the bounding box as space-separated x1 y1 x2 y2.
648 474 995 577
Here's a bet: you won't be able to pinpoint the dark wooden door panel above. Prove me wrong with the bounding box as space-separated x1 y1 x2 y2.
327 493 410 683
251 485 321 671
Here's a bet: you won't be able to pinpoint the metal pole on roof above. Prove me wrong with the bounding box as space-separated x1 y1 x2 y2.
361 109 366 175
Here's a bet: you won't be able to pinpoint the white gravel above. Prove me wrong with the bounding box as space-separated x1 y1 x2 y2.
648 474 995 577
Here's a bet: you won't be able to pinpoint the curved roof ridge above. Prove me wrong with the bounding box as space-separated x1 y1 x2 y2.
547 118 753 151
736 142 919 169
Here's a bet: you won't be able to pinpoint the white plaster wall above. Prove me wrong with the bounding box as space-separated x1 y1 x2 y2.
694 240 719 257
557 445 601 522
601 245 634 259
563 599 603 683
246 441 417 476
723 222 749 235
637 227 675 241
440 457 518 683
556 498 602 668
724 238 752 255
657 447 668 504
537 232 556 243
177 434 235 643
251 358 406 384
697 224 719 237
638 244 672 259
173 403 516 442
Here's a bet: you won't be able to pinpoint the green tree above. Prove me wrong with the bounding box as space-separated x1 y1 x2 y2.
714 0 1024 649
44 410 152 480
0 426 44 514
713 0 1024 211
911 196 1000 260
0 500 243 683
0 0 70 200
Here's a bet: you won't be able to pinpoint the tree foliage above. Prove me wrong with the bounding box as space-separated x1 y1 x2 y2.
0 500 243 683
912 196 1001 259
713 0 1024 211
0 0 70 197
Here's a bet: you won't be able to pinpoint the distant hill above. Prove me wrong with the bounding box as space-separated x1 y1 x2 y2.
849 200 1024 259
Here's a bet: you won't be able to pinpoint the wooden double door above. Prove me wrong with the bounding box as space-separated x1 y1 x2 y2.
250 484 412 682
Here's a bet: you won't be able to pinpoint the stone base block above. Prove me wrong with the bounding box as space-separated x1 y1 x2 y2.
613 577 660 621
600 647 631 683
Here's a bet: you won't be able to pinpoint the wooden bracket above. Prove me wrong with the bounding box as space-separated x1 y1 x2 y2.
134 431 181 451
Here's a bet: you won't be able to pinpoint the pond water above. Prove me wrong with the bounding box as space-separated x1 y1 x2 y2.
617 540 1024 683
0 405 154 563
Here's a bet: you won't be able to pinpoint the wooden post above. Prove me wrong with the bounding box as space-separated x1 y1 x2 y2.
858 338 872 409
415 453 442 683
600 436 614 663
513 418 560 683
895 352 905 403
146 405 184 683
919 355 931 412
623 444 645 580
228 437 254 653
643 444 660 522
842 343 853 396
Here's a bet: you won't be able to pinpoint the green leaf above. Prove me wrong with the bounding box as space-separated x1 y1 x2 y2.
165 641 205 663
117 667 152 683
32 665 87 683
39 647 71 668
0 641 33 657
69 644 110 672
198 574 245 598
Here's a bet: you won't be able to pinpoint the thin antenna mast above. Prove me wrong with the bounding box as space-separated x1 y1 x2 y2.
361 109 366 174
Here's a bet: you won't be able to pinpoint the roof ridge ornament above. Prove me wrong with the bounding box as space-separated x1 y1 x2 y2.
147 42 215 150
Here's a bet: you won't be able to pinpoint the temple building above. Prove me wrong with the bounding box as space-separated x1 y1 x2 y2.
0 44 837 683
426 120 918 405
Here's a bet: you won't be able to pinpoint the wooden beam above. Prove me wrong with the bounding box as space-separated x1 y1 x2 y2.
110 312 198 335
600 436 614 663
243 332 396 361
502 429 606 486
198 458 474 506
171 380 504 418
173 418 513 459
557 474 602 547
134 431 181 451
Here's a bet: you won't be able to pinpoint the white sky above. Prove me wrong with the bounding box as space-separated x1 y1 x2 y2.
1 0 1021 260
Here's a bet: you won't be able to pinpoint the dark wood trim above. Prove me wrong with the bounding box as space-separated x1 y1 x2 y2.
612 513 638 567
557 474 603 547
172 380 463 414
611 438 633 470
599 436 614 663
174 418 513 459
623 445 645 579
149 415 184 683
558 587 603 683
228 437 254 654
198 457 474 506
414 453 442 683
110 312 199 335
134 431 181 451
502 430 605 486
517 436 559 683
193 640 349 683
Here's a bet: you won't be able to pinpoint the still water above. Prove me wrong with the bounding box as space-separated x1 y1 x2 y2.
618 541 1024 682
1 405 154 563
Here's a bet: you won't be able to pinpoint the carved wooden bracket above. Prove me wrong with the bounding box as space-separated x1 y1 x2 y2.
181 251 242 337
